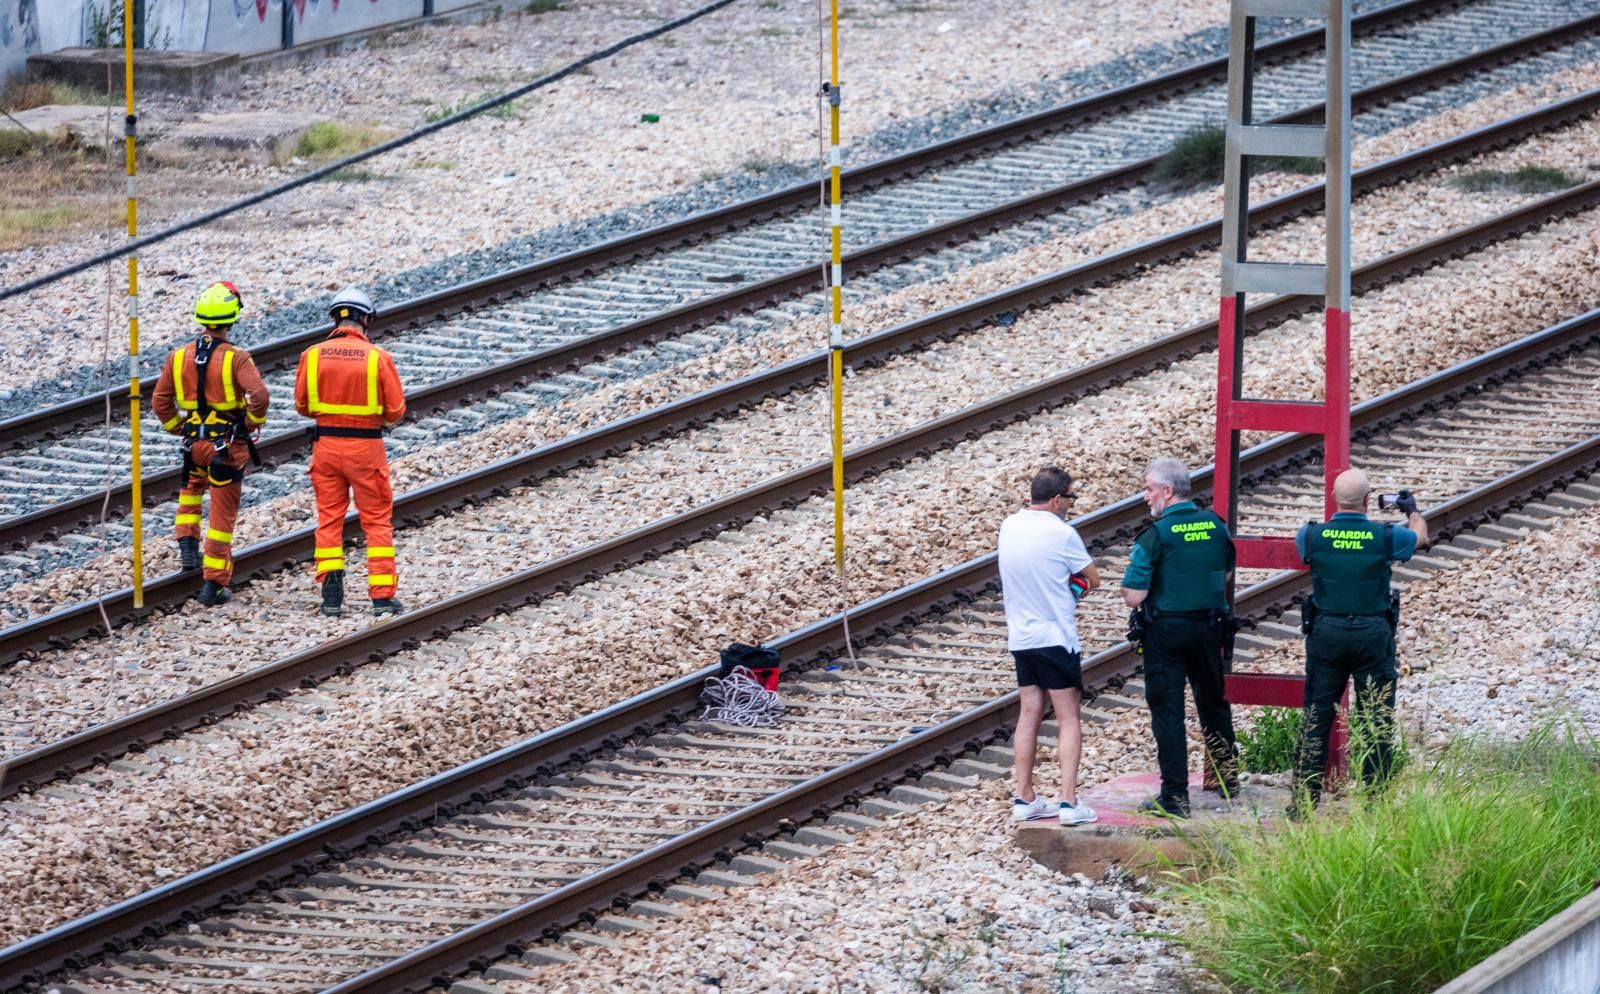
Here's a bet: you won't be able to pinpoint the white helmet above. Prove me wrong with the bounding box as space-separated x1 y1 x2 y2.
328 286 376 323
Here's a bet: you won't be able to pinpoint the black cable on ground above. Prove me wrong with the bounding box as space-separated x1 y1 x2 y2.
0 0 747 304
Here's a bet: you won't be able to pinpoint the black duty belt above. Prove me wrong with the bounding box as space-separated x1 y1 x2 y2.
310 425 383 439
1148 608 1215 620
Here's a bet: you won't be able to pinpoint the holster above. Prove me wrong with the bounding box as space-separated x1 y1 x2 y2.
1213 609 1238 667
1126 605 1148 655
1300 598 1318 636
1387 591 1401 632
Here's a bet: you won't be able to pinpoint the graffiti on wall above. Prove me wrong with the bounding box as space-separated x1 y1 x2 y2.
234 0 382 23
0 0 41 53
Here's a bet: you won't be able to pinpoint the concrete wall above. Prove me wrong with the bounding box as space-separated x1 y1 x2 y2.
1434 888 1600 994
3 0 493 85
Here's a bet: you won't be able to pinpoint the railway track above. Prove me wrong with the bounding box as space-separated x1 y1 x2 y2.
8 84 1591 647
2 106 1597 793
5 302 1597 994
0 0 1593 558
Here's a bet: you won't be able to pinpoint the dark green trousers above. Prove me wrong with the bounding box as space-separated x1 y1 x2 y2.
1294 613 1398 802
1143 613 1237 804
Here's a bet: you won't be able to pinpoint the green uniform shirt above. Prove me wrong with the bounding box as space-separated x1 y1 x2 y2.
1122 501 1235 612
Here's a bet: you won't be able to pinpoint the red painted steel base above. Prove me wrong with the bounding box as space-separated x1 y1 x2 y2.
1227 672 1348 779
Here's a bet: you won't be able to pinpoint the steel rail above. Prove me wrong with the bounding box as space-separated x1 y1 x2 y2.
3 162 1598 816
4 84 1596 672
4 7 1590 551
0 0 1455 453
6 309 1596 990
327 425 1600 994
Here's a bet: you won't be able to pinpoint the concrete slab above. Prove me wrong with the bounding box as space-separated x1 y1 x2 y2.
166 111 322 162
1015 770 1291 878
0 104 129 149
28 48 241 100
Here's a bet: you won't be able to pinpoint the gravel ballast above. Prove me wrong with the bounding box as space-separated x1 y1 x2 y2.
481 500 1600 994
1 196 1595 943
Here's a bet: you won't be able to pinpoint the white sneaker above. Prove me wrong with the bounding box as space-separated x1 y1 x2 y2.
1012 795 1056 822
1059 800 1098 826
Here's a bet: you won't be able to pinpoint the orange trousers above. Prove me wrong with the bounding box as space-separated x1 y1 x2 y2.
175 441 249 585
310 436 397 600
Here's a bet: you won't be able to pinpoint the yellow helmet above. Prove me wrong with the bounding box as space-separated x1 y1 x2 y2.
194 281 243 327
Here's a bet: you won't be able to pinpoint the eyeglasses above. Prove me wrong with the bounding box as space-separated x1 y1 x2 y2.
1056 492 1076 503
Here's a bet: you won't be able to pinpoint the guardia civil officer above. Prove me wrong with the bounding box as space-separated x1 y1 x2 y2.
1289 467 1427 816
1120 457 1237 818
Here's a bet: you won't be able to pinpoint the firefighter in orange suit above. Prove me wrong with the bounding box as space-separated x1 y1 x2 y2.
294 287 407 617
151 281 271 607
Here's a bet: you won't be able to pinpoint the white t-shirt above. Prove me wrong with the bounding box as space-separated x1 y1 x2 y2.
998 508 1094 652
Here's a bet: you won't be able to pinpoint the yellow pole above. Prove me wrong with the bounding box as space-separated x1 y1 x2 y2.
125 1 145 609
826 0 844 572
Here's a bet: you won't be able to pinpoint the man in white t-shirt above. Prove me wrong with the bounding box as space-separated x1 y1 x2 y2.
997 466 1101 826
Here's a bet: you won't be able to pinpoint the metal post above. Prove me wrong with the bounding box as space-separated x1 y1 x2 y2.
1212 0 1350 569
825 0 845 574
125 0 145 608
132 0 146 48
281 0 294 49
1213 0 1353 780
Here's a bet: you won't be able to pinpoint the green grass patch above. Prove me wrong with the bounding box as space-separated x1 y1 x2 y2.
1176 723 1600 994
1152 126 1227 186
0 129 51 158
422 92 524 124
1152 125 1335 187
294 120 395 160
1450 165 1582 195
1 79 115 112
314 167 392 184
524 0 561 12
0 204 92 250
409 158 457 171
1236 705 1302 773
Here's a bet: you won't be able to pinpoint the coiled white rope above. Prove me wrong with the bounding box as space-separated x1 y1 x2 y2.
699 666 785 727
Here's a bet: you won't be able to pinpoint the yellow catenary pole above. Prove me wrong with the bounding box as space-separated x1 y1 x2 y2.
125 0 145 609
826 0 844 572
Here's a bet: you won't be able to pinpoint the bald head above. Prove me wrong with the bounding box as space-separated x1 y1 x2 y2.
1333 468 1371 510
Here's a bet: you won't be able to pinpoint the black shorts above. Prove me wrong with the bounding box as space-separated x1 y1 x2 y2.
1012 646 1084 691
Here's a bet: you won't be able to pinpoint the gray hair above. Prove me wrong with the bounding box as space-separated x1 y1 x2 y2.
1146 457 1192 498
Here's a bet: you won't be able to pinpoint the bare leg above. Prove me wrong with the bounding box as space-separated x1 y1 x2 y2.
1048 687 1084 804
1013 686 1046 801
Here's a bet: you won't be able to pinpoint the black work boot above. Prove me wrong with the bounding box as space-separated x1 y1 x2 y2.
372 597 405 617
178 537 201 571
196 580 232 607
321 570 345 618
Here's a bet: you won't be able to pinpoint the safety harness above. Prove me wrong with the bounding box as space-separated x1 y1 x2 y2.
179 334 261 485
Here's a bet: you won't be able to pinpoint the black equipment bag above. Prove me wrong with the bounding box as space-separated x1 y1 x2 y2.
719 642 781 690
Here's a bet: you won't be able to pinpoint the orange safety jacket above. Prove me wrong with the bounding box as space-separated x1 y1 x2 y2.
152 331 271 436
293 326 406 430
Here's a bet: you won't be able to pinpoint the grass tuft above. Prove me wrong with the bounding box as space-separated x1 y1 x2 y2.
524 0 561 11
1176 722 1600 994
1 79 114 112
1237 705 1302 773
1151 125 1333 187
294 120 395 161
1152 126 1227 186
1450 165 1582 195
422 92 524 124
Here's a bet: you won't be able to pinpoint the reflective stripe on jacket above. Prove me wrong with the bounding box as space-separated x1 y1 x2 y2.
294 327 406 430
151 334 270 433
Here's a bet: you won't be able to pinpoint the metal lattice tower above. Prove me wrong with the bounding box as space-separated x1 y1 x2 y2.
1212 0 1352 572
